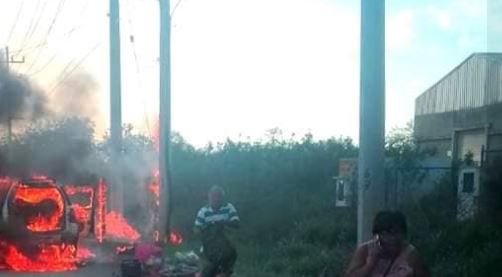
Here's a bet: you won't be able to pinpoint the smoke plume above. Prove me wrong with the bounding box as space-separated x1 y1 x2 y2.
50 71 102 124
0 64 48 122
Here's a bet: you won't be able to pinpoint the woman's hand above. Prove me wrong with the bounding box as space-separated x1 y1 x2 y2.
366 239 383 266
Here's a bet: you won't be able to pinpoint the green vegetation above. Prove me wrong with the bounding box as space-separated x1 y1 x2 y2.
1 118 501 276
168 131 357 277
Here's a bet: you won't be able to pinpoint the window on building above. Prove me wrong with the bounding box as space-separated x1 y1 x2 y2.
337 180 345 201
462 172 475 193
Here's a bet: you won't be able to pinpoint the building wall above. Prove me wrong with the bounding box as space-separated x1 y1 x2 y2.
488 134 502 150
415 102 502 162
487 102 502 133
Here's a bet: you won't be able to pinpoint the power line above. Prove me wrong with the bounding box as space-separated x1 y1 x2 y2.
49 42 102 95
24 0 89 76
23 0 49 46
171 0 185 17
17 0 43 53
27 53 57 76
25 0 68 74
10 27 79 55
15 0 49 72
124 0 151 133
6 0 25 45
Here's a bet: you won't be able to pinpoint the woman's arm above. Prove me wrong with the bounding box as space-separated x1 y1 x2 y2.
344 244 379 277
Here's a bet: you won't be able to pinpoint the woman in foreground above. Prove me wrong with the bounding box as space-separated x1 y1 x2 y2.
344 211 429 277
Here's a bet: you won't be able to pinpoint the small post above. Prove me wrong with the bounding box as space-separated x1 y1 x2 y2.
2 46 25 166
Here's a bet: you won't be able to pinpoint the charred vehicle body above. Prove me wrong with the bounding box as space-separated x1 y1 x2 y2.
0 177 81 261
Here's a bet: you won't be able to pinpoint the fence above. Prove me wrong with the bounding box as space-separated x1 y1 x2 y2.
481 147 502 166
385 166 454 210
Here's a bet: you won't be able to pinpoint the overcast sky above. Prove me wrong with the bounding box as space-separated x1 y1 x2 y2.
0 0 494 146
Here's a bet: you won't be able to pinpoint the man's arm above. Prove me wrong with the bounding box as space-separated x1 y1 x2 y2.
226 203 240 229
193 208 206 235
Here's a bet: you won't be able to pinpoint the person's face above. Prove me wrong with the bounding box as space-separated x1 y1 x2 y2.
377 230 404 255
208 191 223 209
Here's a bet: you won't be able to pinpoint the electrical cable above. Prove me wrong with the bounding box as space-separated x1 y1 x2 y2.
6 0 25 45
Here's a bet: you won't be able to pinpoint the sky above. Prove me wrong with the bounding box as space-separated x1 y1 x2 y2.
0 0 496 147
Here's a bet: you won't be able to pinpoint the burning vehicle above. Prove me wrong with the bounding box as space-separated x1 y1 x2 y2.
64 185 95 236
0 176 82 271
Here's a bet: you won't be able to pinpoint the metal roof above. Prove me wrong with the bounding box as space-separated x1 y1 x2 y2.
415 53 502 116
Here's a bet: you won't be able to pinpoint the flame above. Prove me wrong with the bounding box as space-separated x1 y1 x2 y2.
94 179 140 243
0 177 96 272
148 171 160 201
105 211 141 242
5 243 77 272
30 175 53 181
116 245 134 255
148 170 161 241
76 246 95 260
13 183 64 233
71 205 89 223
64 186 94 210
169 231 183 246
95 179 107 243
64 186 94 225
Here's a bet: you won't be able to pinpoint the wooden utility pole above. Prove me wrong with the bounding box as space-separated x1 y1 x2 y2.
1 46 25 161
110 0 124 213
158 0 172 242
358 0 386 244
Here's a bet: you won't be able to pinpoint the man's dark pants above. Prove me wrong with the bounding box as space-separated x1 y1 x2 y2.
201 231 237 277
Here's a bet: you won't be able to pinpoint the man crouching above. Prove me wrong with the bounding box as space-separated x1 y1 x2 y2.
194 186 240 277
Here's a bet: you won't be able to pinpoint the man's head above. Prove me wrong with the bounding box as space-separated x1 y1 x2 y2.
372 211 407 255
208 186 225 209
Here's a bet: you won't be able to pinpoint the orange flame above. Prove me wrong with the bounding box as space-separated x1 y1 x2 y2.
5 243 77 272
116 245 134 255
148 170 161 241
105 211 141 242
64 186 94 225
64 186 94 210
71 205 89 223
148 170 160 205
13 183 64 233
169 231 183 246
0 177 96 272
95 179 107 243
76 246 95 260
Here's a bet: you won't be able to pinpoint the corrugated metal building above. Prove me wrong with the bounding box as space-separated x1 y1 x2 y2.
414 53 502 164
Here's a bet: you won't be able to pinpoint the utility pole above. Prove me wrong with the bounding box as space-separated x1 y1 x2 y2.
358 0 386 244
109 0 124 213
1 46 25 163
158 0 172 242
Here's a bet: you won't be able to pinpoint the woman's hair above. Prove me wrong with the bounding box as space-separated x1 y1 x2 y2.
372 210 407 235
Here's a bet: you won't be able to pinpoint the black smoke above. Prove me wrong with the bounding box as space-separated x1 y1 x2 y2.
0 64 48 122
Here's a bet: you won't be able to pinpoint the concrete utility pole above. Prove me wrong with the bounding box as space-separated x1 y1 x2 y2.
158 0 172 242
110 0 124 213
358 0 386 244
1 46 25 162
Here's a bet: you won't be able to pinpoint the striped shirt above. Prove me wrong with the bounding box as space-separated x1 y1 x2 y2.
195 203 240 228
